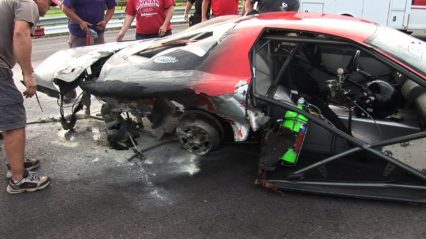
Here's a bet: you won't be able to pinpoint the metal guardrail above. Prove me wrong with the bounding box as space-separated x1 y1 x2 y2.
40 9 187 26
39 9 188 35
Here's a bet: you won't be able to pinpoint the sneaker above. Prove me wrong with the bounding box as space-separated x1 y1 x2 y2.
6 158 40 178
6 170 51 194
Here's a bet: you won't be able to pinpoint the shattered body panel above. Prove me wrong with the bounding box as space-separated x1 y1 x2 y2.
34 41 140 97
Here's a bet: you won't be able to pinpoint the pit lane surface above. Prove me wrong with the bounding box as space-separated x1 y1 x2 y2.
1 28 426 239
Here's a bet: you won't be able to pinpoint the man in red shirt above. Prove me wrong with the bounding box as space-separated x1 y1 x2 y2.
116 0 175 41
201 0 240 22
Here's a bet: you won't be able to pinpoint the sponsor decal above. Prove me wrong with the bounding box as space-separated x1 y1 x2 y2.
153 56 178 63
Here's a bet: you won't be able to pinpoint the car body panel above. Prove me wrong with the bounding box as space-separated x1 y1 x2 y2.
34 13 424 98
239 12 377 42
33 13 375 96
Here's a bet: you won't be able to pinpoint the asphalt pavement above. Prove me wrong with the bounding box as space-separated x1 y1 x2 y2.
0 28 426 239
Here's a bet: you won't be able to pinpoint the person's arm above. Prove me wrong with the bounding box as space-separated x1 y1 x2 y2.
245 0 254 15
97 7 115 31
184 1 193 22
14 20 36 97
116 14 135 41
201 0 210 22
159 6 174 36
240 0 246 16
62 4 92 32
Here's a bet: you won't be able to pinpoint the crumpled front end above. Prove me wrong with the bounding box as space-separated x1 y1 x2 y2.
34 41 141 98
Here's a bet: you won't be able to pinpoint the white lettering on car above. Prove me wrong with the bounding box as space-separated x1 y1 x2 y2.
153 56 178 63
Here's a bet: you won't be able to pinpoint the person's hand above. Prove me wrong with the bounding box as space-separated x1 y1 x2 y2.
202 16 208 22
23 73 37 98
184 12 189 22
158 24 167 37
116 31 125 42
79 21 92 32
96 20 107 31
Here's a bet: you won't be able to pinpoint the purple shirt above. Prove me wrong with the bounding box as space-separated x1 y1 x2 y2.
63 0 116 38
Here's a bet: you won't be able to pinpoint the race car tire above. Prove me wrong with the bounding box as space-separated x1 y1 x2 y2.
176 116 222 156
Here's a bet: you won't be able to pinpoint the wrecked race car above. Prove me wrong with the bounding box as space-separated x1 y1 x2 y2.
34 12 426 203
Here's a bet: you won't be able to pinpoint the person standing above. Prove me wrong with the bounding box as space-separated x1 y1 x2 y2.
62 0 117 48
201 0 240 22
61 0 116 111
184 0 210 26
0 0 52 194
116 0 175 41
245 0 300 14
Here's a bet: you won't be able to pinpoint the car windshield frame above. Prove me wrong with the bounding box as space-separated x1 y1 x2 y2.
135 17 239 59
367 27 426 75
158 16 239 47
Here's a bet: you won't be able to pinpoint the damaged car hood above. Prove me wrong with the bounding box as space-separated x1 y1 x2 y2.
33 40 147 97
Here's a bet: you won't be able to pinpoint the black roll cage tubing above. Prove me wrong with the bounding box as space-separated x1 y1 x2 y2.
255 94 426 181
251 34 426 182
266 44 299 98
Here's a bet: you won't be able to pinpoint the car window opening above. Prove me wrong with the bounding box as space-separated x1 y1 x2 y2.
137 32 214 59
252 28 425 144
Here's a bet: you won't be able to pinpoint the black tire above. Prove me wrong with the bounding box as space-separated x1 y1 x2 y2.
176 117 222 155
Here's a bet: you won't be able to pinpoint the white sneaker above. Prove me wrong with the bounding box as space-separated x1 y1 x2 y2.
7 170 51 194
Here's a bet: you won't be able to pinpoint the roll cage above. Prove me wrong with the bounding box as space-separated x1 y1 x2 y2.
249 29 426 203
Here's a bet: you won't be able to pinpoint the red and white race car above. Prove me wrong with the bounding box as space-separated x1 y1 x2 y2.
35 13 426 203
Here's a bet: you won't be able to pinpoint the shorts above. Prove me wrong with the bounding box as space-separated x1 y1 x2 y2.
189 15 201 26
68 32 105 48
189 14 209 26
0 68 26 131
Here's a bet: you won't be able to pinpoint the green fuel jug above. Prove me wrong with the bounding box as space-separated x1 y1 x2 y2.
281 98 309 164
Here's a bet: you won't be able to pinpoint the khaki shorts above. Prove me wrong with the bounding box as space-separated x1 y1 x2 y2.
0 68 26 131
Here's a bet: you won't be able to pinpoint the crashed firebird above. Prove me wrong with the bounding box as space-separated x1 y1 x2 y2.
35 13 426 203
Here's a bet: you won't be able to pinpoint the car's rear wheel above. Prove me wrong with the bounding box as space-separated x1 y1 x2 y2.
176 113 223 155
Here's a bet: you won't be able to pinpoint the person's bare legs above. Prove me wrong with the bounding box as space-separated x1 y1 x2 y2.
2 127 25 182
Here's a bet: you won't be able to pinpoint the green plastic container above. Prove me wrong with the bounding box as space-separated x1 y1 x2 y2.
280 98 309 164
282 105 308 133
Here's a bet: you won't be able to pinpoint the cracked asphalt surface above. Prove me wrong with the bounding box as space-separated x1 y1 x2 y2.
0 28 426 239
